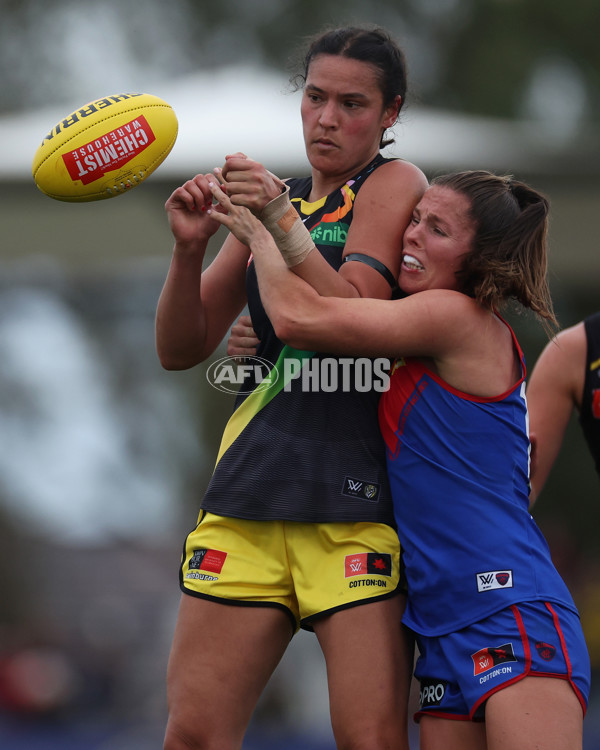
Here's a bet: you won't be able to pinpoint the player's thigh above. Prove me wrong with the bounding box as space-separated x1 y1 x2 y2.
166 594 293 741
314 594 411 743
485 676 584 750
419 715 486 750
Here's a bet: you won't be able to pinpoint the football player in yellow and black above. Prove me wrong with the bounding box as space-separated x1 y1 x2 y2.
157 25 427 750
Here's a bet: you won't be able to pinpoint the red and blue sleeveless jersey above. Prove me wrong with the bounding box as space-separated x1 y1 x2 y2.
378 319 578 636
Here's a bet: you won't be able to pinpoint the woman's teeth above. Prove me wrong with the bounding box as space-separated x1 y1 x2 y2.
403 254 424 270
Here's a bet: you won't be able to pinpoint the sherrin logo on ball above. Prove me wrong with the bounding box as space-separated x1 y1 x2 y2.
32 92 178 202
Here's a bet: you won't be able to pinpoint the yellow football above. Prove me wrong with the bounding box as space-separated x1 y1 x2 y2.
32 92 178 202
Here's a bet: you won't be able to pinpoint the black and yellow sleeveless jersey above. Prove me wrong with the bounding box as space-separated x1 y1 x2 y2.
581 311 600 477
201 154 396 524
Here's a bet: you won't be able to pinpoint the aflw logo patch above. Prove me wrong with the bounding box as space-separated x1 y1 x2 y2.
471 643 517 675
345 553 392 578
342 476 380 502
477 570 513 592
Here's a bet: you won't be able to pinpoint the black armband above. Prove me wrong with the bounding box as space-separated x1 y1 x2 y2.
342 252 399 293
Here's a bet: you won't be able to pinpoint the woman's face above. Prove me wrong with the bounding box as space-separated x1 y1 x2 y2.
301 54 399 178
398 185 475 294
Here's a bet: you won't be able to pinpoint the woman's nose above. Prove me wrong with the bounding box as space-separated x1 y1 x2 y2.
318 101 338 128
404 223 420 246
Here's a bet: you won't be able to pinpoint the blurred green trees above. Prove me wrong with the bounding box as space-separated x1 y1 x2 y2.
1 0 599 127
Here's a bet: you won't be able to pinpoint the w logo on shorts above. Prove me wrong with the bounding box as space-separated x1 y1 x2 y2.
471 643 516 675
344 553 392 577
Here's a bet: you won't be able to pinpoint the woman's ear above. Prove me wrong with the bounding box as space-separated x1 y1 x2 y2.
382 95 402 129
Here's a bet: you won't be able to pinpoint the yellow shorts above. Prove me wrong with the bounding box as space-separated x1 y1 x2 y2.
180 511 402 631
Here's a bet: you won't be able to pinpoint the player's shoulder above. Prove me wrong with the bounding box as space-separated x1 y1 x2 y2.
362 157 428 196
547 321 587 360
532 322 587 393
376 157 427 181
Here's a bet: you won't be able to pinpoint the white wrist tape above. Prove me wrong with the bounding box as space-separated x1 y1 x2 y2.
259 186 315 267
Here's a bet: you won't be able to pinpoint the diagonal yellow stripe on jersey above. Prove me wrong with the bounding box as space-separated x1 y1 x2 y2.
214 346 315 468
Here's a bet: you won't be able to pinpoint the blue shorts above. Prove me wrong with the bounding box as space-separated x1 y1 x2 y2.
414 601 590 721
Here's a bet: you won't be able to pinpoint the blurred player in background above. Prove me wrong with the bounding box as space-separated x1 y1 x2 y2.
528 312 600 501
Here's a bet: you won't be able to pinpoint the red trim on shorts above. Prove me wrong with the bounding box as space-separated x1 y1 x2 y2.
468 605 530 719
544 602 587 716
512 604 531 667
415 602 588 723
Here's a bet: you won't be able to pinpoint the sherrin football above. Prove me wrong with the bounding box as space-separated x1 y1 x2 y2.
32 92 178 202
